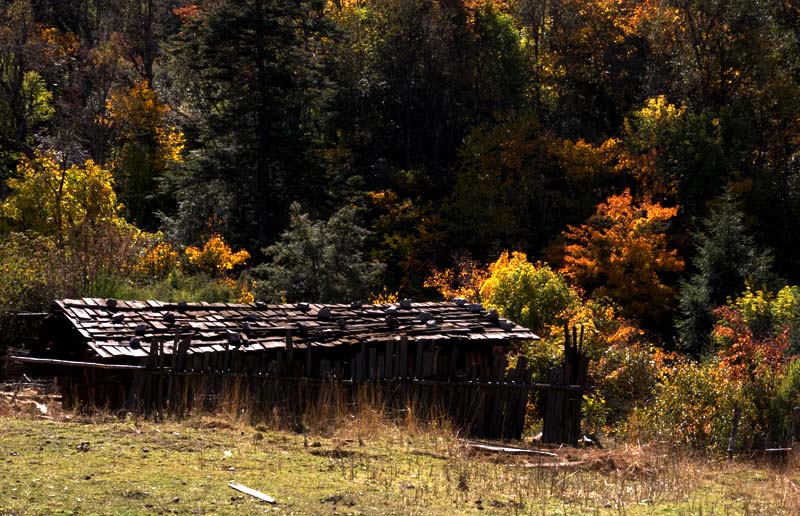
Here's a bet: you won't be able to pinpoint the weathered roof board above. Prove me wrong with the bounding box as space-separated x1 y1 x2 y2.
55 299 539 359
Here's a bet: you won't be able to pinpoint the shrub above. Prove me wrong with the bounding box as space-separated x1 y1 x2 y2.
183 233 250 276
628 358 741 450
480 251 579 334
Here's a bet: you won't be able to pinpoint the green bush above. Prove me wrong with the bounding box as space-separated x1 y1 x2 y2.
97 271 246 303
771 358 800 443
627 358 740 450
0 232 72 310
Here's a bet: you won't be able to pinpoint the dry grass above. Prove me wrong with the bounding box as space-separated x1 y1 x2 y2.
1 388 799 515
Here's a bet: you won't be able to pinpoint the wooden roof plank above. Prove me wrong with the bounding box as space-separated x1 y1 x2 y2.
55 299 538 358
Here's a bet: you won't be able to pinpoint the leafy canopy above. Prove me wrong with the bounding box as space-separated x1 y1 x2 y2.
561 189 684 328
1 151 122 240
480 251 578 334
676 194 775 354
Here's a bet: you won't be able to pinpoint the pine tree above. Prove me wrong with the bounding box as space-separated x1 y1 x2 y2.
254 203 384 303
164 0 333 248
677 193 775 354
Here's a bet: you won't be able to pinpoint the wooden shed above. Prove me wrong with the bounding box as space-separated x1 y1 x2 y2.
36 298 544 438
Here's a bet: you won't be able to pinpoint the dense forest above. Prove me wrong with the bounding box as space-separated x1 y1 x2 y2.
2 0 800 449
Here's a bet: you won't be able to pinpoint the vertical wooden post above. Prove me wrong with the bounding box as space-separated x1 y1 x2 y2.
285 331 294 374
399 337 408 378
449 346 459 378
368 347 377 380
385 340 394 379
156 339 164 422
542 324 588 445
414 342 424 378
359 342 367 381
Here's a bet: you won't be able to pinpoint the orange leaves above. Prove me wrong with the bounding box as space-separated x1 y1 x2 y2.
39 26 80 60
561 189 683 325
424 254 489 303
712 305 790 382
173 4 202 23
184 234 250 276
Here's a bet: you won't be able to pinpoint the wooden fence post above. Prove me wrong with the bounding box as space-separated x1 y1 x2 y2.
542 324 588 445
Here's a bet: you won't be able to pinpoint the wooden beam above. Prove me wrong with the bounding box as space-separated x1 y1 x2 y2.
228 482 276 504
4 356 146 371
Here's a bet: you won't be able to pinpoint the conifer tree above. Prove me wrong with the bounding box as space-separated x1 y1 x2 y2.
165 0 332 248
255 203 384 303
677 193 775 354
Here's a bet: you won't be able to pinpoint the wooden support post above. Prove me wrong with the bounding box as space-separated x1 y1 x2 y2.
385 341 394 379
223 340 231 372
176 338 190 371
399 337 408 378
542 324 588 445
414 342 423 378
319 359 330 378
156 339 164 421
285 331 294 374
359 342 367 381
493 354 507 381
422 351 434 378
352 352 361 381
368 347 377 380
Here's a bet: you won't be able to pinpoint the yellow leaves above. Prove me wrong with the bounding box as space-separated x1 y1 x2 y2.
157 127 186 164
184 234 250 276
134 241 179 279
1 150 122 239
480 251 579 334
635 95 685 128
479 250 529 302
106 81 166 130
370 287 398 304
238 281 256 304
104 81 184 166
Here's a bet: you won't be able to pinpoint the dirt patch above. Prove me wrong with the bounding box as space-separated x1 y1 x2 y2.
0 395 12 416
576 448 661 480
191 419 237 431
0 385 63 419
309 448 359 459
309 447 384 460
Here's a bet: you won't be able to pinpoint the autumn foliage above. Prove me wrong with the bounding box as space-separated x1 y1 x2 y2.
561 189 684 327
184 234 250 276
3 0 800 451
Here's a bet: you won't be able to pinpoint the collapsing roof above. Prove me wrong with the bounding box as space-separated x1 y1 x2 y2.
54 298 539 360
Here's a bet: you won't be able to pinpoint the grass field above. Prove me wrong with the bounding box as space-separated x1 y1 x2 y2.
1 398 799 515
